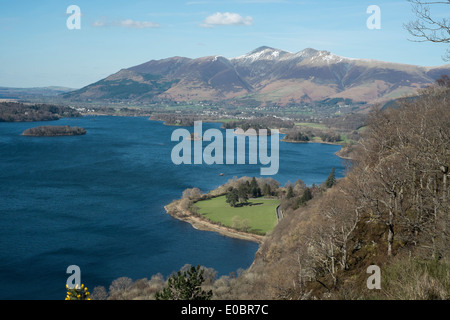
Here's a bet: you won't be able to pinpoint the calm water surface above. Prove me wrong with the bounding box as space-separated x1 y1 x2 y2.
0 116 345 299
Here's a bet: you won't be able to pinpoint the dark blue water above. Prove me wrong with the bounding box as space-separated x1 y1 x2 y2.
0 116 345 300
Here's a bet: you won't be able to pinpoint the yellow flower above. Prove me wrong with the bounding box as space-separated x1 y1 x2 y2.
77 294 81 298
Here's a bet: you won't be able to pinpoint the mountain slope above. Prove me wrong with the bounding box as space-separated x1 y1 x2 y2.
63 46 450 105
0 86 76 100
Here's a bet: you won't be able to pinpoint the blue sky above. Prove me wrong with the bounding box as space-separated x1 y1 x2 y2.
0 0 449 88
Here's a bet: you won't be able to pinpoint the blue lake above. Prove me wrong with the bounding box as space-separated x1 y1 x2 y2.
0 116 346 299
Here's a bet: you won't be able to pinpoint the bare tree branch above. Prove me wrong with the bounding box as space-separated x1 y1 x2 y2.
404 0 450 60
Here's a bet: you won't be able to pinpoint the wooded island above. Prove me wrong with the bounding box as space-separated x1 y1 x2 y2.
22 126 86 137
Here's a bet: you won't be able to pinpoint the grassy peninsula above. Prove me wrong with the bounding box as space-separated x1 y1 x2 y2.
164 177 289 243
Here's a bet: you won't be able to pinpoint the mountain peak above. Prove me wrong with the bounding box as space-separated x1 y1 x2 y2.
249 46 279 54
292 48 348 64
234 46 292 62
297 48 320 56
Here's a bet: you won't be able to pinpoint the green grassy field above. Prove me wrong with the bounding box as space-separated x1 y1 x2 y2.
195 196 279 235
357 126 368 132
294 122 328 129
339 134 351 143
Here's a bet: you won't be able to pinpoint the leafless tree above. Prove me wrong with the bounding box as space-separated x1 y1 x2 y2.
404 0 450 60
182 187 203 201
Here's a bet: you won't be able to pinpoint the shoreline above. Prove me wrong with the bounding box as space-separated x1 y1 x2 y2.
282 138 355 161
80 115 355 161
334 148 355 160
164 199 265 244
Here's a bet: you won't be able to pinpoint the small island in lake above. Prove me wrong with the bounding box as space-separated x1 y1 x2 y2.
22 126 87 137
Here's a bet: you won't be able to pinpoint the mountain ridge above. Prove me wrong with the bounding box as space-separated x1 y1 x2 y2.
63 46 450 106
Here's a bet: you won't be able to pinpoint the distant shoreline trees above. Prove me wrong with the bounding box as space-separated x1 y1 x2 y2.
283 129 310 142
222 117 295 136
282 128 342 143
0 102 81 122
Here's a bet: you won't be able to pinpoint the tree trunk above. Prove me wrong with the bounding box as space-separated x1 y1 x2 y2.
441 166 448 201
387 209 394 256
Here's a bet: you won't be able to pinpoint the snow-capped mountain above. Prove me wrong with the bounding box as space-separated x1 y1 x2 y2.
233 46 293 62
64 46 450 106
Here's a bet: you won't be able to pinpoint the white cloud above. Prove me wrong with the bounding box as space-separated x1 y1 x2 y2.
92 20 106 27
201 12 253 28
117 19 160 29
92 19 159 29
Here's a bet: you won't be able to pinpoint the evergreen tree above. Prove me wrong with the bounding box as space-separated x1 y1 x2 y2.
262 183 272 197
325 167 336 188
250 177 261 198
302 187 312 202
237 183 249 204
286 185 294 199
226 188 239 207
295 188 313 208
155 265 212 300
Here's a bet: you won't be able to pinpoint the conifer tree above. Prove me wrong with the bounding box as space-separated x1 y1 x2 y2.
325 167 336 188
286 185 294 199
155 265 212 300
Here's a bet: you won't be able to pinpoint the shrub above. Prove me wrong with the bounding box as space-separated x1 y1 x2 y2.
65 284 90 300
